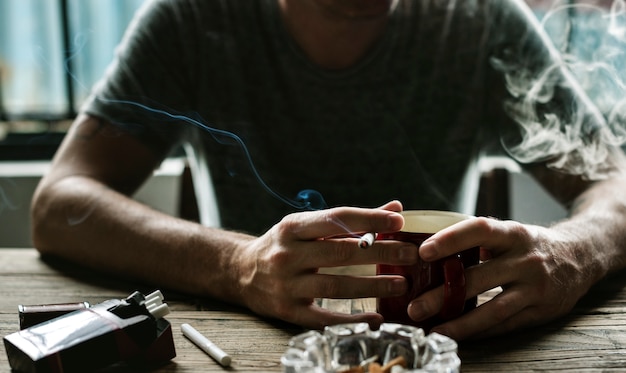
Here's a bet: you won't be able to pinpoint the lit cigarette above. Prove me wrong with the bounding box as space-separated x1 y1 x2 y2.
181 323 232 367
358 232 377 249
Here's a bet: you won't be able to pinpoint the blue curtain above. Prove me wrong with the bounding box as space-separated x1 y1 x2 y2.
0 0 66 117
0 0 145 119
67 0 146 109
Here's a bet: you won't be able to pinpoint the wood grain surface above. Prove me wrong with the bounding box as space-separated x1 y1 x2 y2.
2 249 626 372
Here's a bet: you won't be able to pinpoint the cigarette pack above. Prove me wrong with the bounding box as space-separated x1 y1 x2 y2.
3 291 176 373
18 302 91 330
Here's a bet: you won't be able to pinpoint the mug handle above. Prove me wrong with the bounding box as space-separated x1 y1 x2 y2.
438 255 467 320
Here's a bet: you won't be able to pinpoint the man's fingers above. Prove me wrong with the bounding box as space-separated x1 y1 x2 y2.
419 218 534 261
463 254 521 299
377 200 403 212
292 305 384 331
292 273 408 299
405 255 517 323
279 206 404 242
407 286 445 322
293 238 418 268
430 287 531 341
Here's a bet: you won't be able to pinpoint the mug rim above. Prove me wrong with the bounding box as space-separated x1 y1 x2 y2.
400 210 470 234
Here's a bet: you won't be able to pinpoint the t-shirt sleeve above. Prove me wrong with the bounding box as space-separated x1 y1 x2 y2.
81 0 197 157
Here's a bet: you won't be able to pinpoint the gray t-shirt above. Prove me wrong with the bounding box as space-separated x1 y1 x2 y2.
83 0 563 234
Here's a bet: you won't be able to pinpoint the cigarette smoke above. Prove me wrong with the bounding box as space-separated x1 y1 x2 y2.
63 31 330 212
98 98 329 212
492 0 626 180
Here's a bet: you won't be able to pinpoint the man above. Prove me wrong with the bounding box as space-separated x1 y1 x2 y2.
31 0 626 341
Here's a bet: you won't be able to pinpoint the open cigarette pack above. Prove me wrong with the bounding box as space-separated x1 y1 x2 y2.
3 290 176 373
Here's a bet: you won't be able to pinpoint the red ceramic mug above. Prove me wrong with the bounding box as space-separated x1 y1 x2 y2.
376 210 479 330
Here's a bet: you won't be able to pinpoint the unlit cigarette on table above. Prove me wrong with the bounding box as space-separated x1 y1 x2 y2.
181 323 232 367
358 232 377 248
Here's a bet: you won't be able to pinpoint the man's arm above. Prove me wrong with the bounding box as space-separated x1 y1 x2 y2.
406 151 626 340
546 157 626 278
31 114 417 329
31 114 255 300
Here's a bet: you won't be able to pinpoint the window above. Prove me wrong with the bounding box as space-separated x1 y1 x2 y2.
0 0 145 121
0 0 66 119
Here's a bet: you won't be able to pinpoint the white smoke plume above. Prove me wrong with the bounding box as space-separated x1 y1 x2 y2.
496 0 626 180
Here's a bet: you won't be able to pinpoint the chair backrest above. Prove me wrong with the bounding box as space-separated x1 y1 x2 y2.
182 138 221 228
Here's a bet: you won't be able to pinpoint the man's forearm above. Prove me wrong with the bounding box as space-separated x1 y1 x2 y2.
553 176 626 280
31 175 255 304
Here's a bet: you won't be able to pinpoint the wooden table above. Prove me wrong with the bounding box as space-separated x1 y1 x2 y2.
2 248 626 372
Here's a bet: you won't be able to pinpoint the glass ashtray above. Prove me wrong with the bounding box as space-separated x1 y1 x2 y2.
281 323 460 373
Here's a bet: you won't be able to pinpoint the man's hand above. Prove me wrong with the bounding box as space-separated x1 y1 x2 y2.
407 217 601 340
235 201 420 329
